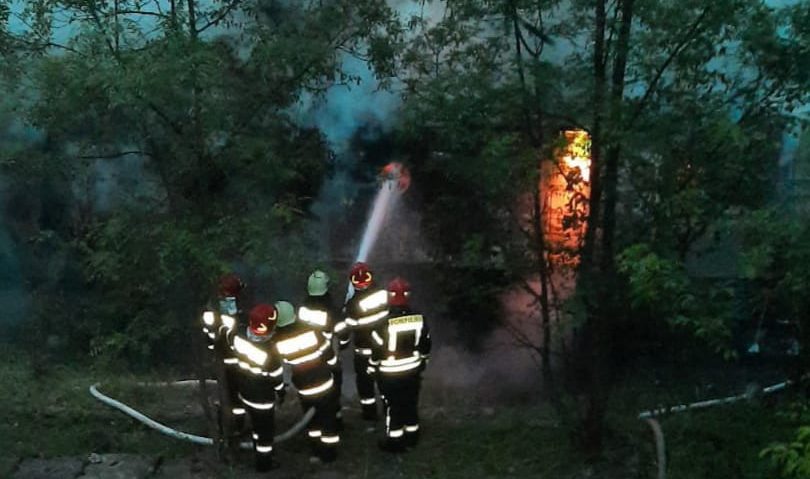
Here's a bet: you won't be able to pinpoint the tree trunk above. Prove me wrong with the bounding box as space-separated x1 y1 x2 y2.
578 0 635 457
602 0 634 270
578 0 608 456
581 0 607 275
512 2 555 386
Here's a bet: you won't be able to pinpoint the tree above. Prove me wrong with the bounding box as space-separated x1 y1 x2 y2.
0 0 400 364
387 0 810 455
391 1 579 372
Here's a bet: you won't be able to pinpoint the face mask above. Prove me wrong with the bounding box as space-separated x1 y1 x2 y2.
219 297 238 315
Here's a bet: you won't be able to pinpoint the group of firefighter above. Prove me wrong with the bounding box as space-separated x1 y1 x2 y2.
201 262 431 472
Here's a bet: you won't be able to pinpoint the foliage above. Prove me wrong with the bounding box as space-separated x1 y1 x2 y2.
0 345 194 474
661 403 799 479
736 208 810 370
735 202 810 475
0 0 400 365
617 244 735 358
2 342 802 479
386 0 810 453
390 0 572 355
761 426 810 479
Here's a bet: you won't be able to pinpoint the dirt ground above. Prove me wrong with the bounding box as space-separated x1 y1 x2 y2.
11 399 516 479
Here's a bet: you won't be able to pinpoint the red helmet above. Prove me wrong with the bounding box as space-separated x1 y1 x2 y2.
387 277 411 307
248 303 277 336
217 273 244 298
349 262 373 290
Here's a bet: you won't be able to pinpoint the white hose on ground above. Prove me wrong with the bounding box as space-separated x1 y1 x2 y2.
644 418 666 479
89 382 314 448
637 378 795 479
137 379 218 387
637 380 791 419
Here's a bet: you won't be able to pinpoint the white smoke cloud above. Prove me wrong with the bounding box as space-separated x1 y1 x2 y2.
294 54 401 153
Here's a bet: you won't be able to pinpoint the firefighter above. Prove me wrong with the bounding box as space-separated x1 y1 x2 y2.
298 270 344 428
201 273 243 348
339 262 389 422
272 300 340 463
200 274 246 441
370 277 431 452
229 303 285 472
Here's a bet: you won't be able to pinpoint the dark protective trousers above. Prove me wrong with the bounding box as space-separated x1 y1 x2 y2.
238 373 276 469
300 387 340 457
378 372 421 447
224 364 245 424
353 354 378 419
331 362 343 419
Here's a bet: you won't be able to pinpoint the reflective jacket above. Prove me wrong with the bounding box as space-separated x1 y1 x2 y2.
298 294 341 371
341 288 390 356
201 306 240 369
298 294 339 335
370 306 431 375
272 323 334 398
228 328 285 395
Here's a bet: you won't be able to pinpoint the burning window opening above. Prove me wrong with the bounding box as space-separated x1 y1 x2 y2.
541 129 592 266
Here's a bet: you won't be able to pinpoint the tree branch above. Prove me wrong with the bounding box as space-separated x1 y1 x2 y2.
85 3 186 137
13 37 83 55
628 7 711 126
110 9 168 18
78 150 149 160
196 0 244 34
230 27 354 137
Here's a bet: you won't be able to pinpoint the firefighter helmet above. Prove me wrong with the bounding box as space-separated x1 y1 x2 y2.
349 262 373 291
387 277 411 307
217 273 244 298
307 270 329 297
275 301 296 328
248 303 277 336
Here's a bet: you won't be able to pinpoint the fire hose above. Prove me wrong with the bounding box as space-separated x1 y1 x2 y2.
89 381 314 448
637 379 794 479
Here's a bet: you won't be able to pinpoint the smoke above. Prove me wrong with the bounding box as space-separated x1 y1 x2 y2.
295 54 400 155
0 204 28 332
0 111 32 334
295 4 553 403
296 51 403 265
295 0 450 260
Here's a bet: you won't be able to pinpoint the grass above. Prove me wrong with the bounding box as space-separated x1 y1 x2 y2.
661 403 799 479
0 345 194 476
1 343 803 478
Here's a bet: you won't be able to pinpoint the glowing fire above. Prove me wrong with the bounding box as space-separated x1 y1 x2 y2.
541 129 592 264
560 129 591 182
380 162 411 191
